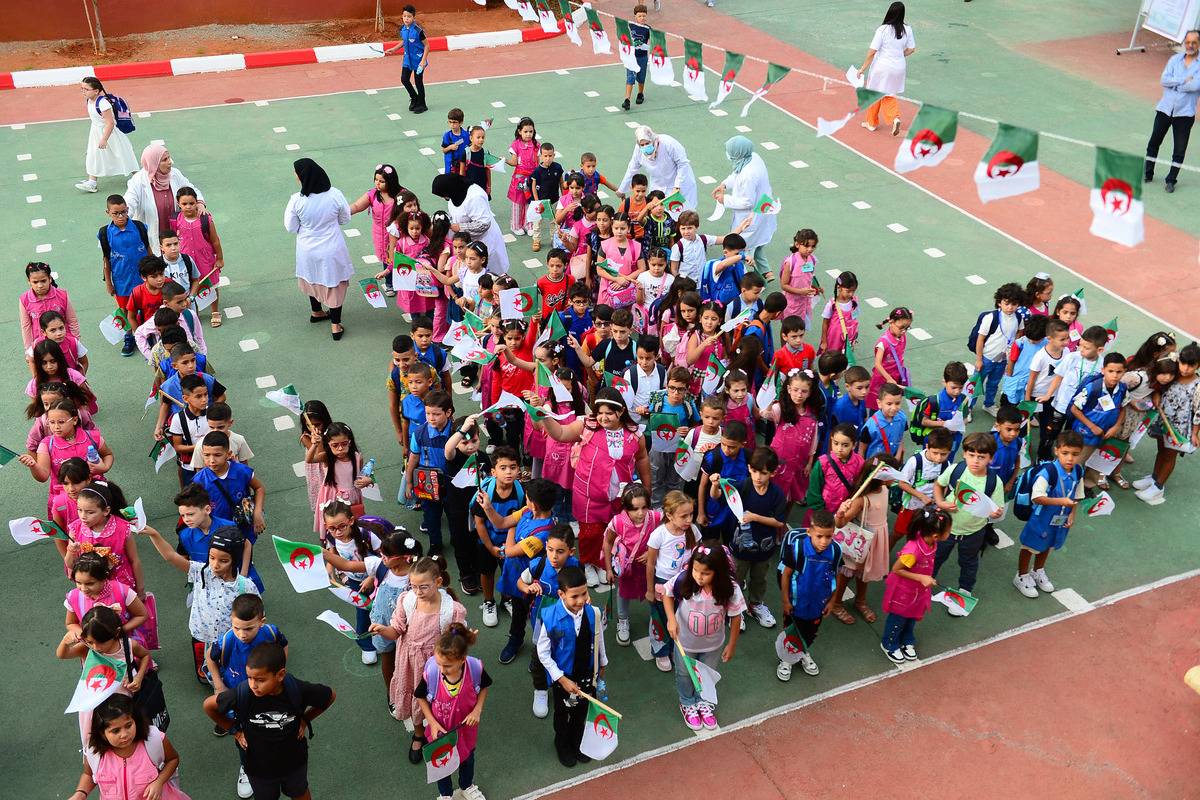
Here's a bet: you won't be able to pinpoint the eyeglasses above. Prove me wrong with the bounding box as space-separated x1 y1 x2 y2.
667 384 687 391
594 320 611 328
109 210 128 217
326 522 352 533
411 582 435 592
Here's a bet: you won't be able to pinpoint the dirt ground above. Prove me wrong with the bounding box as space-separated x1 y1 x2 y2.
0 6 519 72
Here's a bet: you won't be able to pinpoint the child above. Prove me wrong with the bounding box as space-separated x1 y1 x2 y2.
772 316 817 377
26 312 87 378
78 694 190 800
580 151 619 196
805 423 866 519
193 431 266 547
472 447 524 626
722 369 757 444
65 551 148 643
866 307 912 410
538 248 576 320
392 4 428 111
175 484 235 568
98 194 151 356
413 316 452 392
972 282 1024 414
299 400 332 510
167 374 210 486
462 125 491 198
913 362 969 459
66 480 141 594
621 5 651 110
153 343 226 439
49 458 90 544
880 508 952 662
640 192 678 255
157 232 199 304
818 270 859 359
188 402 253 471
931 432 1006 613
578 307 638 380
1024 273 1054 317
400 363 433 464
894 427 954 541
385 210 433 318
507 116 540 236
763 371 822 517
777 510 842 679
738 293 786 376
205 594 288 745
602 485 661 645
644 366 701 502
1136 342 1200 505
389 335 432 441
779 228 821 326
441 414 487 591
1042 325 1107 461
636 247 675 310
1002 314 1048 407
1116 346 1177 491
530 142 564 252
535 566 607 767
597 213 644 309
626 336 669 425
19 261 79 350
731 448 788 627
698 421 750 542
724 272 766 323
441 109 470 178
405 391 455 554
173 186 224 326
700 234 747 307
833 365 870 438
20 398 110 520
1014 431 1084 598
416 624 490 799
990 405 1026 500
206 643 334 800
618 175 650 240
319 499 382 663
831 456 896 624
559 191 600 281
521 525 580 718
26 382 95 457
644 491 700 670
1071 352 1128 486
860 382 907 460
1024 319 1078 453
27 339 95 413
308 421 373 529
671 212 718 283
683 302 729 395
350 164 402 294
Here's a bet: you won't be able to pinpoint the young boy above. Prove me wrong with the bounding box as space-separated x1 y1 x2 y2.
207 643 335 800
98 194 151 356
1014 430 1084 598
462 125 491 198
535 565 607 767
411 316 451 392
740 291 786 367
931 431 1005 613
1071 352 1127 486
129 256 167 327
700 233 747 307
1043 325 1108 461
1025 318 1070 461
158 230 199 297
859 382 907 460
175 483 236 566
732 448 788 629
155 343 226 439
646 366 702 504
618 174 650 239
400 363 433 464
621 5 651 110
205 593 288 746
639 190 677 254
441 107 470 177
390 4 428 113
538 248 575 320
777 509 842 679
530 142 565 253
560 286 594 379
519 525 579 719
671 211 718 282
167 374 210 487
973 282 1024 414
990 405 1026 499
724 272 766 323
1002 314 1047 407
388 334 438 445
472 447 524 627
816 351 848 453
773 316 818 376
194 430 266 542
627 335 668 425
579 307 636 377
405 390 455 554
697 420 750 541
894 427 954 540
914 362 969 459
136 306 187 365
579 152 619 196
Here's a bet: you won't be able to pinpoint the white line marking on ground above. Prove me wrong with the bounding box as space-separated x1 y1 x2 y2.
292 462 306 478
419 147 436 156
255 375 276 389
239 338 259 352
135 112 151 118
924 247 945 258
26 195 41 203
508 116 522 123
466 78 480 84
852 200 871 209
273 126 287 133
625 121 640 128
150 139 165 146
761 141 779 150
965 274 987 285
36 244 51 253
503 233 516 243
22 173 36 181
523 258 541 268
387 113 401 121
362 255 380 264
273 415 295 431
11 123 25 129
1051 588 1093 613
992 526 1014 548
908 327 932 340
285 144 300 151
364 88 378 95
223 306 243 319
253 100 269 106
344 228 361 237
820 180 838 189
17 153 31 161
556 69 570 75
887 222 908 233
698 175 716 185
30 218 45 228
865 296 888 308
403 129 418 137
605 105 620 113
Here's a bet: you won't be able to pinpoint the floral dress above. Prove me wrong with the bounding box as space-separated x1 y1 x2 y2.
388 590 467 722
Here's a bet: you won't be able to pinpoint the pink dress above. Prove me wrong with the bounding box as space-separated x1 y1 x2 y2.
389 591 467 722
422 655 481 766
65 578 150 649
821 297 859 354
866 329 909 411
597 237 641 309
1064 320 1084 353
394 233 434 314
541 404 578 486
431 244 454 341
30 333 86 372
610 509 661 601
313 456 363 534
172 212 218 284
882 536 937 619
69 515 136 589
19 286 79 349
367 190 396 264
767 406 818 503
507 138 539 206
38 428 105 518
680 331 725 395
780 252 818 324
816 451 865 514
858 487 892 584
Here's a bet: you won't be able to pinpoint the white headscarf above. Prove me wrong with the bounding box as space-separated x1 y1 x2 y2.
635 125 658 157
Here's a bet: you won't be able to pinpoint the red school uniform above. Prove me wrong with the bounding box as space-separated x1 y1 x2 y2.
537 272 575 320
772 343 816 376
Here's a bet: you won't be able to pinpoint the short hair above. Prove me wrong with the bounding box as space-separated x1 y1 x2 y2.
392 334 414 354
402 4 417 14
818 350 848 376
634 3 649 13
646 189 665 203
525 478 560 513
491 445 520 466
202 430 231 450
780 316 807 336
879 382 904 400
568 283 591 301
667 366 691 385
722 233 746 251
1081 325 1108 347
925 427 954 450
748 447 779 472
1102 352 1126 367
843 365 871 385
105 194 126 208
180 374 207 394
424 389 453 413
539 141 556 153
158 230 179 244
593 303 613 322
447 107 464 123
810 509 835 529
611 308 634 328
1045 319 1068 337
557 565 587 591
740 272 765 291
943 362 969 384
545 247 570 266
546 523 576 548
407 362 433 378
763 292 786 313
170 342 195 361
700 395 726 413
830 422 857 442
153 307 180 328
161 281 188 301
580 152 597 164
411 316 433 334
995 405 1022 426
160 326 187 347
630 173 649 188
1022 315 1048 341
173 482 211 509
1056 430 1084 450
207 401 232 422
676 210 700 227
994 282 1024 306
138 256 165 278
247 642 286 673
232 593 264 621
961 431 996 455
723 420 748 443
637 334 660 354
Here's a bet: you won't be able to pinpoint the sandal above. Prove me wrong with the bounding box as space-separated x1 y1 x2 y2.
309 313 329 323
830 604 855 625
210 310 222 328
408 733 426 764
855 603 877 623
1112 473 1131 490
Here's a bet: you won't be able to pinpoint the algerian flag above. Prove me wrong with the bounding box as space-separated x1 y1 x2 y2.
648 412 680 453
752 193 781 215
272 535 329 593
463 309 487 336
515 0 539 22
674 436 701 481
0 444 18 468
603 372 637 408
595 258 620 280
119 497 147 532
740 62 790 117
484 151 507 174
1077 491 1116 518
65 649 126 713
536 361 573 403
1084 438 1129 476
499 285 540 320
1162 413 1185 447
316 609 371 639
529 198 555 219
559 0 582 46
895 104 957 174
963 370 983 408
484 390 572 421
614 17 642 73
579 699 620 759
974 123 1040 203
933 588 978 616
1101 316 1119 346
535 310 568 348
266 384 302 415
1016 399 1039 431
682 39 706 100
816 87 885 138
451 453 481 489
720 305 754 333
774 622 806 664
755 369 779 409
149 439 176 474
944 411 966 433
661 190 687 220
9 516 68 545
193 278 217 312
423 729 461 784
717 477 745 522
702 351 727 394
1090 147 1144 248
709 51 744 109
955 483 999 518
450 334 496 365
902 385 926 417
442 322 469 347
329 584 373 610
679 648 721 704
534 0 559 34
393 253 421 291
98 308 131 346
585 5 611 54
1129 410 1157 449
873 464 906 482
648 30 674 86
359 277 387 309
1069 287 1088 316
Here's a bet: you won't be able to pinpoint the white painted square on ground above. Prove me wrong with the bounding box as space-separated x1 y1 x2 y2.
239 338 260 352
273 415 295 431
344 228 361 237
135 112 150 119
965 274 987 285
217 275 231 288
150 139 165 146
26 195 41 203
852 200 872 210
256 375 277 389
403 129 418 137
502 233 516 243
1052 588 1093 612
735 125 751 133
273 126 287 133
30 218 45 228
584 90 599 97
908 327 932 341
825 269 842 279
419 147 436 156
992 527 1014 549
789 159 808 168
761 141 779 150
698 175 717 185
625 121 640 129
466 78 480 84
597 190 609 199
11 123 25 129
364 88 378 95
631 637 654 661
223 306 243 319
887 223 909 233
22 173 36 181
491 100 506 108
605 105 619 113
285 144 300 151
523 258 541 269
555 69 570 75
387 113 402 121
362 254 380 264
710 108 728 117
17 153 31 161
820 180 838 189
508 116 522 123
254 100 269 106
865 297 888 309
292 461 306 478
36 244 51 254
923 247 946 258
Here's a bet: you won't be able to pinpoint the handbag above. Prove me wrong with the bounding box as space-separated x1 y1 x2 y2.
122 634 170 731
211 476 254 532
832 520 871 565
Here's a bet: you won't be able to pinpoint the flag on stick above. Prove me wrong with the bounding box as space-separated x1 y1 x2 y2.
451 453 481 489
536 361 573 403
499 285 540 320
678 645 721 704
682 39 706 100
9 516 68 545
328 584 373 610
423 730 461 784
1090 147 1144 247
774 622 806 664
752 193 782 215
316 609 371 639
955 484 999 518
579 699 620 759
483 152 507 173
661 190 687 219
98 308 131 346
674 436 701 481
702 351 727 394
534 310 568 348
65 649 126 713
1084 438 1129 476
266 384 302 415
272 536 329 593
359 278 387 309
934 588 978 616
1077 491 1116 518
149 440 176 474
0 444 19 468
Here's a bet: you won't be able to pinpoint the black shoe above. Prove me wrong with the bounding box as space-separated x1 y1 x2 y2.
408 735 425 764
1165 182 1176 193
499 635 522 664
121 334 136 357
621 98 630 111
460 577 481 596
412 104 428 114
408 99 417 111
1145 172 1154 183
576 752 592 763
636 92 645 104
213 722 229 737
331 326 344 341
557 748 577 767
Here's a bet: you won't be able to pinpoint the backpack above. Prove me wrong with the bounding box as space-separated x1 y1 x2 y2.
477 475 526 512
945 460 999 513
423 655 483 702
1071 373 1123 417
966 309 1000 354
1013 461 1057 522
908 395 938 444
700 257 743 306
233 674 312 738
213 625 279 674
730 318 767 351
628 362 666 394
98 94 135 134
905 451 950 498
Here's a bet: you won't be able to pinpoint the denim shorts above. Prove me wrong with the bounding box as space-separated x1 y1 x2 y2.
626 51 648 85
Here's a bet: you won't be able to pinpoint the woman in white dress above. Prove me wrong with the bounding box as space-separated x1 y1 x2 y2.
430 174 510 275
76 78 138 193
124 143 205 255
858 2 917 136
712 135 777 278
284 158 354 341
617 125 698 209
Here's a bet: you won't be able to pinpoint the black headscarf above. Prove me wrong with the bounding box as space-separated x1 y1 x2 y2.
431 173 470 206
294 158 332 196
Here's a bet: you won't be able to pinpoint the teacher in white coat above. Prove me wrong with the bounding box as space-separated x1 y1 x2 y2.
618 125 698 209
858 2 916 137
124 143 204 254
430 173 510 275
284 158 354 341
712 135 777 279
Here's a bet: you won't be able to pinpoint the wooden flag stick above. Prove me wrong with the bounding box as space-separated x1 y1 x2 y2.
845 462 884 504
157 389 186 408
573 689 622 719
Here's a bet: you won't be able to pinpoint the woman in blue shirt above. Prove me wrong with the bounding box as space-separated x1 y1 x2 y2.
1145 30 1200 193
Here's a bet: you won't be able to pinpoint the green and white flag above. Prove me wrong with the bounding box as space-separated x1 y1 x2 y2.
316 609 371 639
1084 438 1129 476
1077 490 1116 518
1090 147 1144 247
975 123 1040 203
717 477 745 523
709 51 744 109
895 104 957 173
559 0 582 46
755 368 780 409
423 729 461 784
118 497 147 533
585 5 611 54
661 189 687 219
529 198 554 219
451 453 481 489
603 372 637 408
1129 410 1157 449
1101 316 1119 346
647 412 680 453
679 648 721 704
484 152 507 174
682 39 706 100
702 351 727 394
648 30 674 86
933 588 978 616
579 699 620 760
740 62 790 117
328 584 373 610
463 309 487 336
515 0 539 23
359 277 387 309
9 516 68 546
534 0 559 34
0 444 19 468
816 87 885 138
674 436 701 481
449 335 496 365
752 193 781 215
65 649 126 713
98 307 131 346
535 309 568 348
536 361 573 403
774 622 806 664
266 384 302 415
1068 287 1088 316
720 305 754 333
955 483 999 518
499 285 540 320
272 536 329 593
614 17 642 73
595 258 621 280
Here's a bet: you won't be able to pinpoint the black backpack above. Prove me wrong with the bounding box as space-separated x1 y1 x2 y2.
966 309 1000 354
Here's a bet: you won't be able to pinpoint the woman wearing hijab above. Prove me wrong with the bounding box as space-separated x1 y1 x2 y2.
858 2 917 137
617 126 698 209
284 158 354 340
430 173 510 275
712 136 778 278
124 143 204 254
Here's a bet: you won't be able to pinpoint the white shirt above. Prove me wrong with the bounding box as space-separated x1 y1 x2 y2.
331 532 383 581
447 185 510 275
899 450 947 510
162 253 198 291
535 605 609 684
168 409 210 472
189 430 254 470
648 524 697 580
672 235 714 283
1027 347 1065 399
364 556 411 590
978 310 1020 361
866 24 915 95
1052 352 1101 413
625 362 666 424
637 270 674 306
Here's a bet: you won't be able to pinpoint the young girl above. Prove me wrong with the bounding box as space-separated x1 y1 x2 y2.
517 341 577 479
830 456 897 625
602 484 662 646
726 335 768 394
560 194 600 283
1023 273 1054 317
27 339 96 414
664 544 744 731
805 423 867 523
1137 343 1200 505
50 458 91 550
320 499 383 663
27 310 88 375
416 623 490 800
819 270 859 358
20 398 111 518
172 186 224 327
506 117 540 236
490 321 538 456
66 481 143 596
659 286 700 365
880 508 952 663
866 307 913 410
76 77 139 192
683 302 729 395
1113 349 1178 490
585 204 615 293
307 422 375 534
369 556 467 763
65 552 148 643
553 173 587 250
538 367 585 523
350 163 403 295
643 490 701 672
1053 294 1083 352
19 261 79 350
722 369 758 445
763 371 822 516
426 210 455 339
77 694 190 800
299 400 333 510
779 228 822 326
385 210 434 317
597 212 644 309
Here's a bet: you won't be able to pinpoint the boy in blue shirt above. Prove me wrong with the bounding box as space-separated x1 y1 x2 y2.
697 420 750 543
739 291 786 370
194 431 266 552
441 107 469 176
518 525 578 719
411 316 450 392
154 343 226 441
1015 431 1084 599
471 447 524 628
914 362 969 459
621 5 652 110
724 272 766 324
859 383 907 460
98 194 150 356
404 390 454 555
1071 353 1127 487
561 287 595 380
205 593 287 746
701 233 746 307
646 366 702 505
833 365 870 438
816 351 847 454
990 405 1026 498
777 510 842 680
387 4 429 113
175 483 237 566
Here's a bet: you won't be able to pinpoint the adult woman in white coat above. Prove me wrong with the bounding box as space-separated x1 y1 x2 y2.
284 158 354 341
859 2 916 137
430 173 510 275
712 135 777 279
617 125 698 209
123 143 205 254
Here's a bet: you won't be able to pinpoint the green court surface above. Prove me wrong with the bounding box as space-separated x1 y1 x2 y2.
1 64 1196 798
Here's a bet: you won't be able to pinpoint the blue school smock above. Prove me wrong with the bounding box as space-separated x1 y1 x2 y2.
1019 462 1082 553
497 512 556 597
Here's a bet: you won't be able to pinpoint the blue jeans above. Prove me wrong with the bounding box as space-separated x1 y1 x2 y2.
650 576 671 659
436 751 475 797
881 613 917 651
674 646 721 707
553 491 574 524
933 528 987 593
422 498 448 550
346 577 375 653
980 356 1006 407
626 51 648 86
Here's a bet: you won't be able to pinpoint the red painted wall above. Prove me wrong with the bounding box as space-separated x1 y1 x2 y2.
2 0 478 42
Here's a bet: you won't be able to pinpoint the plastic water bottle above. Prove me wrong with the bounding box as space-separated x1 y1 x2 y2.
360 458 377 479
596 678 609 702
86 445 101 465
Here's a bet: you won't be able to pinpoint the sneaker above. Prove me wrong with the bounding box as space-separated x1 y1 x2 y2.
481 601 498 627
776 660 793 681
860 121 877 132
412 104 429 115
1013 572 1038 598
621 98 631 110
532 689 549 718
121 334 136 357
749 603 776 628
655 656 673 672
213 722 229 737
880 642 905 664
460 577 481 596
512 228 526 237
698 702 718 730
901 644 918 661
636 92 645 105
680 704 703 731
946 588 972 616
891 118 902 136
616 617 631 645
1032 568 1055 593
798 651 819 676
739 616 746 632
584 564 600 587
499 635 521 664
361 650 378 665
1136 484 1165 505
461 787 487 800
596 568 610 587
983 404 1000 417
75 179 98 193
237 767 253 799
1131 475 1155 490
502 599 513 616
383 287 396 297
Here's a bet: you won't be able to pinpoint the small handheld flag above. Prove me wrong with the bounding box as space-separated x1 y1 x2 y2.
1076 491 1116 518
499 285 540 320
272 536 329 593
359 278 387 309
933 588 978 617
1084 438 1129 476
483 152 507 174
9 516 68 546
316 609 372 639
648 412 680 453
674 436 701 481
149 440 176 474
955 484 999 518
65 649 127 713
328 584 373 610
266 384 303 415
753 193 782 215
423 730 461 784
702 351 727 394
579 699 620 760
660 190 687 219
98 308 131 346
774 622 806 664
678 645 721 704
451 453 480 489
0 444 19 468
717 477 745 523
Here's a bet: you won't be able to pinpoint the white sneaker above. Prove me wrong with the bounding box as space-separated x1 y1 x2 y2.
739 615 746 632
532 689 549 718
983 404 999 417
750 603 776 628
798 651 819 676
901 644 918 661
616 617 630 645
655 656 673 672
1032 568 1055 593
481 601 498 627
1132 475 1156 491
1013 573 1038 598
1136 484 1165 505
503 599 513 616
237 767 253 799
512 228 526 236
461 786 487 800
776 660 792 681
881 643 905 664
596 567 610 586
860 121 877 132
361 650 378 665
584 564 600 587
75 179 98 193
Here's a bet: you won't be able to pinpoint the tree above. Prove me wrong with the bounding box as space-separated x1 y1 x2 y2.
375 0 386 33
87 0 107 54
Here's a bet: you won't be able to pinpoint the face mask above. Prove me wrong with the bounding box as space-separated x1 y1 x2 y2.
641 144 656 156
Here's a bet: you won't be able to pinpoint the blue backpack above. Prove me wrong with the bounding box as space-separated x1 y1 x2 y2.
966 309 1000 354
98 94 135 134
700 257 744 306
1013 461 1056 522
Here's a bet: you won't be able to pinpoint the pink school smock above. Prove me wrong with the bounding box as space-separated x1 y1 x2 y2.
571 422 640 524
367 190 396 264
69 514 136 589
866 328 909 411
780 252 818 324
172 212 218 284
765 405 818 503
541 403 578 486
610 508 661 601
881 536 937 619
391 232 434 314
20 286 79 349
421 655 483 765
821 297 859 354
597 237 641 309
507 138 539 205
38 427 105 516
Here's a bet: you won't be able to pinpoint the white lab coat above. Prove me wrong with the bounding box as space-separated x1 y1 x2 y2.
866 24 915 96
721 152 777 253
283 189 354 287
124 168 204 255
447 184 510 275
618 134 698 209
